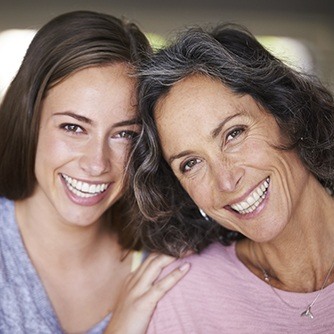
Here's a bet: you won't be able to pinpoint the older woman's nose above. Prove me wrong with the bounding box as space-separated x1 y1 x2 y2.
211 159 244 193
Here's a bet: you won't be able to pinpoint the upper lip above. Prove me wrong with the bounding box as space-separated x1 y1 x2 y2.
61 173 111 194
60 173 111 186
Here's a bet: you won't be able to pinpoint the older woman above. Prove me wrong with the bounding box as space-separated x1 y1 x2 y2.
131 24 334 333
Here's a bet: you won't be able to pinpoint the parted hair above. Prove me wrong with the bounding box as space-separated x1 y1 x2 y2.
0 10 151 249
129 24 334 256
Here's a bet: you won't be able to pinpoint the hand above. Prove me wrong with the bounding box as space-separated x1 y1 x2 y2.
104 253 190 334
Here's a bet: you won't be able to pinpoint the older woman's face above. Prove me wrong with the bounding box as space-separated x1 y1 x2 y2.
155 74 312 242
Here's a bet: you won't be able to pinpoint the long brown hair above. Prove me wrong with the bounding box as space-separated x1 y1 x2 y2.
0 10 151 249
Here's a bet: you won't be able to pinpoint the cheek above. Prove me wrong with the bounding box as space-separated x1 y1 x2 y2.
34 127 80 178
38 135 75 165
109 144 131 173
240 136 278 167
182 179 212 209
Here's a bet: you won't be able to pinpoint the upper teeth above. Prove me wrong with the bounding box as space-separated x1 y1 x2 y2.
230 177 269 215
62 174 109 198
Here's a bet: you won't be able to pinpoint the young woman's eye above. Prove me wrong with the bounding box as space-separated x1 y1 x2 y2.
61 124 84 134
226 127 245 142
115 130 138 140
180 158 201 173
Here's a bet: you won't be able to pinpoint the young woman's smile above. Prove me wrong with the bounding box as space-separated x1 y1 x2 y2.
33 63 140 226
60 173 112 206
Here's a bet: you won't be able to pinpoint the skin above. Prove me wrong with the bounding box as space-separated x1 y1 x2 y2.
15 64 189 333
105 254 190 334
34 63 138 228
155 74 334 293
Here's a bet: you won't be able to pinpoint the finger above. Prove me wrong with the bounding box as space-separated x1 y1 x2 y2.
123 253 158 286
131 254 180 290
142 262 191 305
124 253 175 291
131 253 175 279
131 253 161 276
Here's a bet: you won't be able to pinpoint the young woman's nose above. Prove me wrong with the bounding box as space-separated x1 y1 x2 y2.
79 139 111 176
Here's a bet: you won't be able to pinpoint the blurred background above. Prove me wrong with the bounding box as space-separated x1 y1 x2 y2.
0 0 333 100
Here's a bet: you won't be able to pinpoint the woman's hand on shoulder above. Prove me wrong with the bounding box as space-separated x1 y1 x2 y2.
104 253 190 334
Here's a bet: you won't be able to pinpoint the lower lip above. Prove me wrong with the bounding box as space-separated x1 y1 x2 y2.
61 176 112 207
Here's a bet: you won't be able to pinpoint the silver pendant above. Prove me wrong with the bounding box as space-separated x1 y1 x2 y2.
301 305 314 319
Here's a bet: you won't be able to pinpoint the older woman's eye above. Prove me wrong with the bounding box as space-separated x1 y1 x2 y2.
226 127 245 142
181 158 201 173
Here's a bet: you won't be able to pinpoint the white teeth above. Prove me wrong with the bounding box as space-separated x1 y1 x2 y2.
89 184 96 193
61 174 109 198
240 201 249 210
236 203 243 211
246 197 255 206
230 177 270 215
82 183 89 192
253 192 260 201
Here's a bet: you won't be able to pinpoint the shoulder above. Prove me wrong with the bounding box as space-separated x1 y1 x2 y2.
147 243 240 333
0 197 13 219
161 242 237 281
0 196 10 206
162 242 239 298
0 197 15 238
187 241 236 266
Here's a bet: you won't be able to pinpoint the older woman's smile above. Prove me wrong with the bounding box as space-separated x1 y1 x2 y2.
230 177 270 215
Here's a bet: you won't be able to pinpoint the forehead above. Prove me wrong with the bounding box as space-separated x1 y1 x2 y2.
48 63 135 100
154 74 277 156
42 63 138 120
155 74 243 131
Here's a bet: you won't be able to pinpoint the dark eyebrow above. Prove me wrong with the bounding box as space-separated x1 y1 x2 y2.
113 117 141 128
169 150 195 165
169 112 243 165
211 113 242 139
53 112 140 128
53 112 92 124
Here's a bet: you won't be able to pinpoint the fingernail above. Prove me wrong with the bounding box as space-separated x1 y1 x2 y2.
179 262 190 271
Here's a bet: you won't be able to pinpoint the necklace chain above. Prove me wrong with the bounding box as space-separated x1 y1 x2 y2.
259 260 334 319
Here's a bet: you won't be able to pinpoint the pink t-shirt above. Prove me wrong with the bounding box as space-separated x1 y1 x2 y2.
147 242 334 334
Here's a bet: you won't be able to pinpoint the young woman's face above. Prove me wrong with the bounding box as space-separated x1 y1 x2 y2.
155 74 312 242
34 63 139 227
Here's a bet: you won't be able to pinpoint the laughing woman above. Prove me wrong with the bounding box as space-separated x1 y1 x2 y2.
0 11 189 334
131 25 334 333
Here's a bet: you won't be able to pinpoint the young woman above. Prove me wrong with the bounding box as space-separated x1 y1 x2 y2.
0 11 189 334
131 24 334 333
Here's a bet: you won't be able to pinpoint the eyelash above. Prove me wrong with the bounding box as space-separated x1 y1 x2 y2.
60 123 84 134
180 158 202 173
179 126 246 173
225 126 245 142
60 123 138 141
115 130 139 140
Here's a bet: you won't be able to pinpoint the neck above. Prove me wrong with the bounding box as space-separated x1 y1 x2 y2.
237 183 334 292
14 196 121 269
